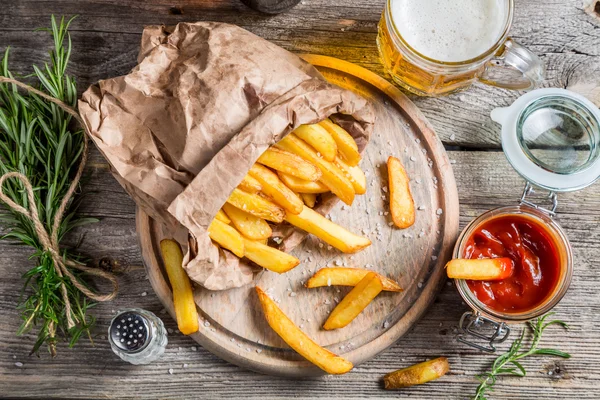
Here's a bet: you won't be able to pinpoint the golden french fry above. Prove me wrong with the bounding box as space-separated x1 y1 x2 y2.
248 163 304 215
306 268 402 292
319 118 361 167
222 203 272 240
323 272 383 330
334 157 366 195
159 239 199 335
258 147 322 182
243 238 299 273
293 124 338 162
277 134 355 205
214 209 231 224
255 286 353 374
384 357 450 389
278 172 330 194
207 219 245 258
238 174 263 194
446 258 514 281
227 188 285 223
388 156 415 229
300 192 317 208
285 205 371 253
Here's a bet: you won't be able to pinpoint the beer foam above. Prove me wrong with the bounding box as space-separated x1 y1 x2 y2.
390 0 507 62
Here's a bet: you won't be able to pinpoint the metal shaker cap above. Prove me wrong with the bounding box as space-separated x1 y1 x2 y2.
109 310 152 353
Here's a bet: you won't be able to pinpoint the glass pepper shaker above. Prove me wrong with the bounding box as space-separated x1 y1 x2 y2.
108 308 168 365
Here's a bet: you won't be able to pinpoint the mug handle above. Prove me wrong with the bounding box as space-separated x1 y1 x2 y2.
478 38 545 91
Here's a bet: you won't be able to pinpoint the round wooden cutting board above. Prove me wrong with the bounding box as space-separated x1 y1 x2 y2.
137 55 459 377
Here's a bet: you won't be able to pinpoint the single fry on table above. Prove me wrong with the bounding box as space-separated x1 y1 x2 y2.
285 205 371 254
159 239 199 335
222 202 272 240
306 267 402 292
226 188 285 223
256 286 353 374
446 258 514 280
384 357 450 389
388 156 415 229
319 118 361 167
323 272 383 330
257 147 322 182
248 163 304 214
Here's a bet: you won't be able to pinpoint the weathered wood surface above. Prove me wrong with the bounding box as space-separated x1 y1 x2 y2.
1 0 599 398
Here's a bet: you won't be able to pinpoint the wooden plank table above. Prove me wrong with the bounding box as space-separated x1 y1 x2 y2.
1 0 599 398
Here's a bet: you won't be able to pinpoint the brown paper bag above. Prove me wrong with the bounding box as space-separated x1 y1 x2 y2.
79 22 374 290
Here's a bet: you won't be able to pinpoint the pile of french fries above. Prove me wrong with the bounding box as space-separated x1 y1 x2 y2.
207 119 372 273
158 118 429 376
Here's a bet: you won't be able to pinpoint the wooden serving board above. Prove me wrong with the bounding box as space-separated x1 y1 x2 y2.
137 55 459 377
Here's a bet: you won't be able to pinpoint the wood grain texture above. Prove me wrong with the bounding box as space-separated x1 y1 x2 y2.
1 0 598 147
2 150 600 399
139 55 459 377
0 0 599 398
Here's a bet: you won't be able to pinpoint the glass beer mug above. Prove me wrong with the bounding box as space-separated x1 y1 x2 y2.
377 0 545 96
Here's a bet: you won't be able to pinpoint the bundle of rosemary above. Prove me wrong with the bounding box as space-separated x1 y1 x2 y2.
0 16 117 356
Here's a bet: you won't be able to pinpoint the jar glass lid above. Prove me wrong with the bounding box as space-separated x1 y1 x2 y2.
491 88 600 192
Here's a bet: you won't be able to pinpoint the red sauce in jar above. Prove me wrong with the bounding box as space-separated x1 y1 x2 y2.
464 215 561 313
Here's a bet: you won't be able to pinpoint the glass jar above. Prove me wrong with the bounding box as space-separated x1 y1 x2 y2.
376 0 545 96
454 88 600 351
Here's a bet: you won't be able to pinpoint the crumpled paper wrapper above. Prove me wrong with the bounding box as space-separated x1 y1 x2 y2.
79 22 374 290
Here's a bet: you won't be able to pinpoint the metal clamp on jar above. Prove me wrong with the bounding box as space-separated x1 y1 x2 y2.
453 88 600 352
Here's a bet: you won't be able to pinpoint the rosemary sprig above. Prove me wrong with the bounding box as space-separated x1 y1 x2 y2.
0 16 98 356
474 313 571 400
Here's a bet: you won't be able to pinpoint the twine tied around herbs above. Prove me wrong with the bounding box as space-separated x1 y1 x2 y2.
0 76 118 329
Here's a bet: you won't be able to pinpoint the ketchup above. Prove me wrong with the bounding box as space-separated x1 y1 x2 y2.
464 215 560 313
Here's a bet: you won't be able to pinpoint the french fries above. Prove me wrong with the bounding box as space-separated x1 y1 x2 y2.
278 172 330 194
243 238 299 273
388 156 415 229
277 134 355 205
446 258 514 280
215 209 231 224
292 124 338 162
207 219 245 258
306 268 402 292
334 157 366 195
300 192 317 208
384 357 450 389
323 272 383 330
258 147 321 182
222 203 272 240
238 174 263 194
248 163 304 215
227 188 285 223
285 205 371 253
319 119 361 166
256 286 353 374
159 239 199 335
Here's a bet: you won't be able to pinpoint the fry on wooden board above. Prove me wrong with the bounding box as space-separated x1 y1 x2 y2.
323 272 383 330
243 238 299 273
285 205 371 253
256 286 353 374
306 267 402 292
388 156 415 228
159 239 199 335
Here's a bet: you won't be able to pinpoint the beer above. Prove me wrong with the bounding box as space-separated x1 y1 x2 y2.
377 0 543 96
